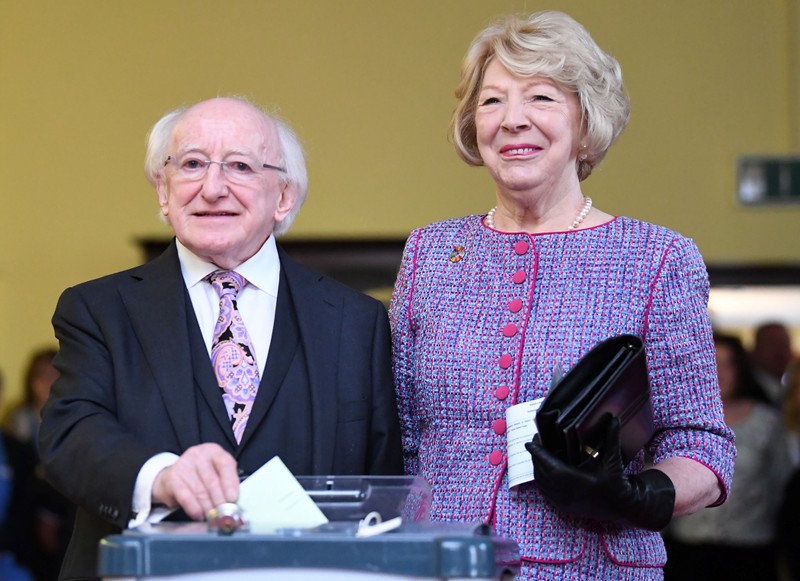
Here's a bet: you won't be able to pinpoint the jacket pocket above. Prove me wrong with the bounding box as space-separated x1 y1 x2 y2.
601 527 667 566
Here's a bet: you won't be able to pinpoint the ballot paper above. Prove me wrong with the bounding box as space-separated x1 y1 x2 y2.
505 397 545 488
237 456 329 532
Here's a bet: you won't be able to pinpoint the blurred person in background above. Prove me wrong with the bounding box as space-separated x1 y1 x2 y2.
664 332 791 581
778 362 800 580
778 471 800 581
785 361 800 467
0 368 38 581
3 349 70 581
3 348 59 446
749 322 793 407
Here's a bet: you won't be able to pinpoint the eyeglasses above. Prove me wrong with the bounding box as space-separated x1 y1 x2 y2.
164 154 286 184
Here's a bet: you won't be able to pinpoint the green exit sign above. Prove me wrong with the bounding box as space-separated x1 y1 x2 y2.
737 156 800 205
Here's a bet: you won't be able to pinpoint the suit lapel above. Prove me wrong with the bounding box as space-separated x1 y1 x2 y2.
274 247 339 474
118 241 202 451
238 268 299 449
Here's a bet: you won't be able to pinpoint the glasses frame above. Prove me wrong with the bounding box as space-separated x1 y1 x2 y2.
163 155 286 180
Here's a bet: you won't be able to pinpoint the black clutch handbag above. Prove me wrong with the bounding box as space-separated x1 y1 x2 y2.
534 334 654 465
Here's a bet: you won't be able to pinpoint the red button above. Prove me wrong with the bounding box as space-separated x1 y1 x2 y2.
514 240 529 255
498 354 513 369
492 419 507 435
489 450 503 465
495 386 510 400
512 270 526 284
508 299 523 313
503 323 517 337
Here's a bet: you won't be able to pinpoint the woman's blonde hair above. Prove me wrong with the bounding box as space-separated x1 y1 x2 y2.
451 11 630 181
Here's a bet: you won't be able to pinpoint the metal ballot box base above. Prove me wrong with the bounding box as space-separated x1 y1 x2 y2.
99 522 519 580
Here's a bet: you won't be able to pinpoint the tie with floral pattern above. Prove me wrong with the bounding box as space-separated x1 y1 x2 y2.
208 270 260 444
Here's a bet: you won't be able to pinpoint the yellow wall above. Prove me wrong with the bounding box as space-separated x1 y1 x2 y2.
1 0 798 408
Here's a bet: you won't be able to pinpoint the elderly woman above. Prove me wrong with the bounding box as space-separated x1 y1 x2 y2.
389 11 735 580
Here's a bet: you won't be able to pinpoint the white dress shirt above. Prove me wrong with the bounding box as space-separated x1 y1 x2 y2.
129 237 281 527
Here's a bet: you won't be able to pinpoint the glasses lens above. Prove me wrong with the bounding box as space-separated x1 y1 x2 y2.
170 155 209 181
222 160 260 184
169 155 264 184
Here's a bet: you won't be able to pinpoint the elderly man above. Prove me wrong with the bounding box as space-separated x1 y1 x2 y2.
39 97 403 580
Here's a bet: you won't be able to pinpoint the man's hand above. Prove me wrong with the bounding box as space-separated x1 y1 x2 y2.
152 443 240 521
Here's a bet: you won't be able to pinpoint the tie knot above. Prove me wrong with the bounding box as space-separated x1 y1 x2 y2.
208 270 247 298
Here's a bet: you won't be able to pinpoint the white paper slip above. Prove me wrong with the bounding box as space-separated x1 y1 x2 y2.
506 397 545 488
237 456 329 532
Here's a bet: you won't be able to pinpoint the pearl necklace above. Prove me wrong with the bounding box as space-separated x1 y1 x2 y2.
485 196 593 231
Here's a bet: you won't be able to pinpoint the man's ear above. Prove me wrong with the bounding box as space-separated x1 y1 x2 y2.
156 175 170 216
273 182 297 222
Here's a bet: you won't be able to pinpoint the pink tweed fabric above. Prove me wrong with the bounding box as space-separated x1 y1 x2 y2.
389 215 735 580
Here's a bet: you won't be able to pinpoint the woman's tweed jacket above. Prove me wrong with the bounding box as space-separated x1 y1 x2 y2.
389 215 735 578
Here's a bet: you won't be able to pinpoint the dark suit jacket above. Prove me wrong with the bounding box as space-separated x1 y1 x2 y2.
39 240 403 580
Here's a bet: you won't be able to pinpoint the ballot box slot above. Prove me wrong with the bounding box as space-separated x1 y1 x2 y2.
306 489 365 502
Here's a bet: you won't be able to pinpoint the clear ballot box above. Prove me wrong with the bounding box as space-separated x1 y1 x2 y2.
98 476 520 580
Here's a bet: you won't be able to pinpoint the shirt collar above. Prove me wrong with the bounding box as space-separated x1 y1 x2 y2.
176 236 280 297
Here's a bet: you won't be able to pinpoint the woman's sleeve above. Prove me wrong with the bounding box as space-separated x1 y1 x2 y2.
644 236 736 504
388 229 422 475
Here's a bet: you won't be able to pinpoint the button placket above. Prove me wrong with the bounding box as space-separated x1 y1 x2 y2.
489 236 531 466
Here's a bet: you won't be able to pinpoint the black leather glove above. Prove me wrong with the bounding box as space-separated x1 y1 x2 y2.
525 417 675 531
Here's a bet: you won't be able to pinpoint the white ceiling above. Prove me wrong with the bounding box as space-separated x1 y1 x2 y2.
708 286 800 330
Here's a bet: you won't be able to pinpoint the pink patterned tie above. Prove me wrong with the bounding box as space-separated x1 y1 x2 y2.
208 271 260 444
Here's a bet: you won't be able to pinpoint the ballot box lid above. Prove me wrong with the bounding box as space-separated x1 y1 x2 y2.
98 521 521 579
294 475 432 522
